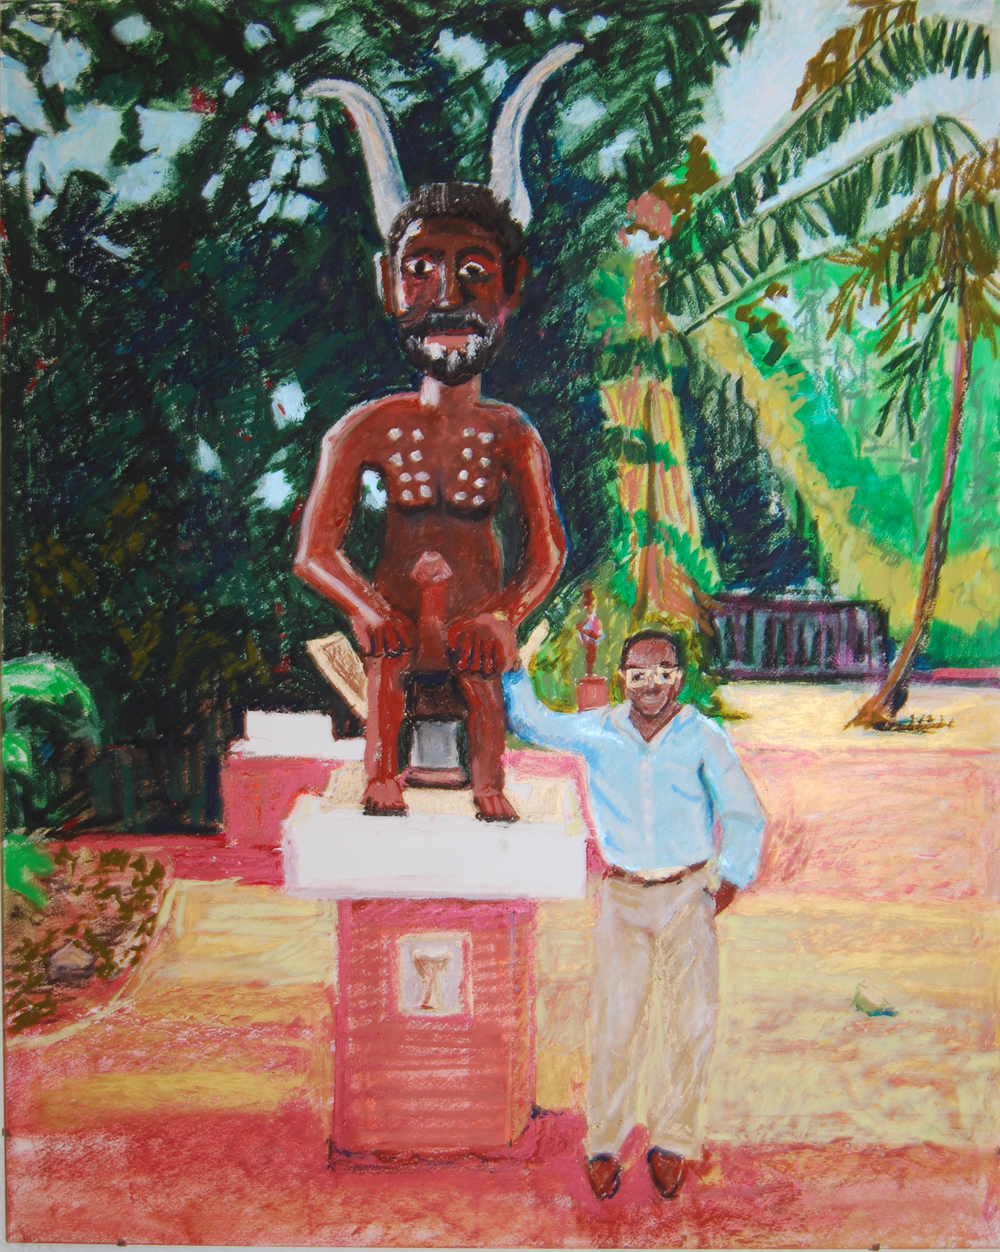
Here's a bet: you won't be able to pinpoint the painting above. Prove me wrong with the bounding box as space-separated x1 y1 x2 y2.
2 0 998 1246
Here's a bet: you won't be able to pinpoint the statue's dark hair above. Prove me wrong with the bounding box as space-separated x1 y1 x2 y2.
619 630 687 674
387 183 527 294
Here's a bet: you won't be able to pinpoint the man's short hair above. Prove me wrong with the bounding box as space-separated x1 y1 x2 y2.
619 630 686 674
387 183 527 294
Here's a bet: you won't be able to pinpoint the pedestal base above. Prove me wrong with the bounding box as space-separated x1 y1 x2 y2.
334 897 535 1155
576 675 609 710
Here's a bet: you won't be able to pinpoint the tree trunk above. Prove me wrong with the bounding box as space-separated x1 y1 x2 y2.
848 304 973 729
633 382 658 621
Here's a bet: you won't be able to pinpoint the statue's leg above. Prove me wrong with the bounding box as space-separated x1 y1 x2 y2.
363 652 411 815
456 673 519 823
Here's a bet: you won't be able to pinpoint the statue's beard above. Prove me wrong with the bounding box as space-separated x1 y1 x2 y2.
400 311 504 385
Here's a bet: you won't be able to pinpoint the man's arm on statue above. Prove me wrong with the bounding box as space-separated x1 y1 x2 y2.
294 414 413 656
502 666 597 753
698 723 765 891
487 415 566 626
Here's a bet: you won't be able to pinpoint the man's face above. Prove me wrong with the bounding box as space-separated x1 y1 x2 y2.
620 639 684 720
383 215 526 385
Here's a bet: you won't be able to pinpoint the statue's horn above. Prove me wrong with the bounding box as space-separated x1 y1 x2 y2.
303 79 408 238
489 42 582 228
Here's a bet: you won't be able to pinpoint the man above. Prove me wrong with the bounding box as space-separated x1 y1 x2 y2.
504 628 765 1200
295 51 578 820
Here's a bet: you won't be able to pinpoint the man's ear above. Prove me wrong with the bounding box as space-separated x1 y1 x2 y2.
376 252 394 315
507 256 529 311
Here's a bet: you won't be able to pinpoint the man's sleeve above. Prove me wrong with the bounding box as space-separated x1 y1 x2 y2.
502 667 590 753
699 723 765 890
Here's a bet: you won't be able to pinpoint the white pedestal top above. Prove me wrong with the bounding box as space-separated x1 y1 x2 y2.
229 710 365 760
282 765 588 901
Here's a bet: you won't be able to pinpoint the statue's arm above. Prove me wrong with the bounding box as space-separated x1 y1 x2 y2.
294 420 411 655
490 420 567 626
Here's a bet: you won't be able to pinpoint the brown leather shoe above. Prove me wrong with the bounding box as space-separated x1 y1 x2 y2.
585 1153 622 1200
648 1147 684 1198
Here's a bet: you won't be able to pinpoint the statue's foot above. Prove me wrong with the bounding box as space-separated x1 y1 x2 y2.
474 791 519 823
363 778 408 816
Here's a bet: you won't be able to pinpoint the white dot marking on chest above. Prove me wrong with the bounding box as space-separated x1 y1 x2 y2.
399 472 412 482
473 495 485 505
412 428 424 441
454 491 467 501
389 428 402 441
410 449 422 462
458 469 469 481
462 447 473 460
420 485 432 498
480 456 491 467
414 471 429 482
389 453 403 466
402 489 413 501
478 431 494 444
474 478 486 488
463 427 476 437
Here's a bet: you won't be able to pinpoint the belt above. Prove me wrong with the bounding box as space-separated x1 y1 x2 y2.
608 860 708 888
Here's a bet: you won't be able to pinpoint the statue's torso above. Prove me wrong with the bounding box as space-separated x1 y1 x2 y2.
345 394 521 619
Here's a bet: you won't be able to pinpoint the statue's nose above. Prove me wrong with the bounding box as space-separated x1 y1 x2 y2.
438 265 466 308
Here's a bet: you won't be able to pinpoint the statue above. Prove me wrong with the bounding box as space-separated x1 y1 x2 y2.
295 48 578 821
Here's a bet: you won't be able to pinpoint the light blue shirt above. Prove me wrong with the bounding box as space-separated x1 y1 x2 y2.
503 668 765 889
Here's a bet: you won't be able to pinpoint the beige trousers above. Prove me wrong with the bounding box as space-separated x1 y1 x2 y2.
585 870 719 1158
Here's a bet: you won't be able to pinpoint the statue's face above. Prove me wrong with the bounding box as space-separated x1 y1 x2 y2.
383 215 526 385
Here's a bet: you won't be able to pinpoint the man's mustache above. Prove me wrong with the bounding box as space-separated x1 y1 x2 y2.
403 311 495 341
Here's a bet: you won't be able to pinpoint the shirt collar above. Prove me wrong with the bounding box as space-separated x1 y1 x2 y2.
611 699 693 748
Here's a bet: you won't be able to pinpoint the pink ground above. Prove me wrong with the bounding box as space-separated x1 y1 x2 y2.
6 1107 997 1247
6 688 999 1247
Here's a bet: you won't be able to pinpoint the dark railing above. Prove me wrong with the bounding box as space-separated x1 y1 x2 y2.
710 593 888 679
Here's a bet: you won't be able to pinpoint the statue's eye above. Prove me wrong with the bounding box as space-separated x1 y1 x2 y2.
458 261 489 280
403 257 434 278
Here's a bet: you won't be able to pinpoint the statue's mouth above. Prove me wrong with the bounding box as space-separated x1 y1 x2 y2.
423 331 475 351
400 312 501 383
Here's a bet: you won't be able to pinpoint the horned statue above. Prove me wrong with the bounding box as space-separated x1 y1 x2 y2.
295 45 579 820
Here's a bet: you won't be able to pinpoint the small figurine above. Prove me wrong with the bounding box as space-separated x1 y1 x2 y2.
575 585 608 709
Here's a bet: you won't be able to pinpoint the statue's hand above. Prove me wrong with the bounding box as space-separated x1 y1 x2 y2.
448 614 518 677
354 610 414 659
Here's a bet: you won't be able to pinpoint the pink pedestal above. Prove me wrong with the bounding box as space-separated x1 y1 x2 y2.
220 755 339 854
576 676 609 710
333 897 536 1159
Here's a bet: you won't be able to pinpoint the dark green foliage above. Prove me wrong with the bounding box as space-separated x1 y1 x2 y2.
3 0 761 826
673 355 822 593
3 656 101 834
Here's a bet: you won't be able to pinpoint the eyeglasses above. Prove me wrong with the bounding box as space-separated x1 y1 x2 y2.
623 665 681 689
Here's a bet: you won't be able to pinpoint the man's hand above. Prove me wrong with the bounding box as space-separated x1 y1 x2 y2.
448 614 518 677
354 610 414 659
712 880 739 916
518 620 549 670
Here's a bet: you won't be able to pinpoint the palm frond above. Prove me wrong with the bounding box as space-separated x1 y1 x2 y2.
662 116 979 326
827 138 1000 338
870 286 950 439
735 16 988 216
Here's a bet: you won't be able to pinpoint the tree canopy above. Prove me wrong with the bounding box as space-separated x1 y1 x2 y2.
3 0 770 828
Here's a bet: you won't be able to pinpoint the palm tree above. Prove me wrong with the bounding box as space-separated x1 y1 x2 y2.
599 0 993 709
660 2 991 331
827 141 1000 726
